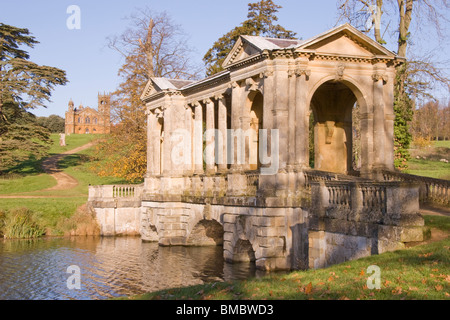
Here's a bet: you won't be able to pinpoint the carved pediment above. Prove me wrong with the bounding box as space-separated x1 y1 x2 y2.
141 80 158 101
299 24 396 58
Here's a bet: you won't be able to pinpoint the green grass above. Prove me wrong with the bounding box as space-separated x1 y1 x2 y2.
0 197 87 236
48 133 102 155
406 140 450 180
0 133 126 236
0 173 57 194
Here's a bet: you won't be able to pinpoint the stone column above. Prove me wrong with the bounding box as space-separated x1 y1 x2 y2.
193 102 204 175
240 114 252 171
162 107 172 176
146 110 157 176
295 60 311 168
372 70 387 174
384 75 395 171
205 98 215 175
287 67 297 168
184 105 194 176
217 94 228 173
273 64 289 171
230 81 243 172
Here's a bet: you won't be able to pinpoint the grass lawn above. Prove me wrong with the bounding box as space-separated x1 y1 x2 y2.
0 174 56 194
406 140 450 180
0 134 127 235
123 216 450 301
48 133 102 155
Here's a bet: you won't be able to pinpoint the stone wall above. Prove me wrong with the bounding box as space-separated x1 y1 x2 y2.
308 180 424 269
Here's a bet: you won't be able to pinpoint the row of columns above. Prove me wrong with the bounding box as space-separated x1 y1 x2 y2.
146 61 393 179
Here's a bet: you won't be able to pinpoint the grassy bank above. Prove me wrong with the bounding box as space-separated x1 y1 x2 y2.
406 140 450 180
0 134 127 237
123 216 450 301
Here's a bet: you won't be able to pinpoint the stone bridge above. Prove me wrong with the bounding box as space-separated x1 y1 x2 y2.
87 169 436 271
87 24 447 271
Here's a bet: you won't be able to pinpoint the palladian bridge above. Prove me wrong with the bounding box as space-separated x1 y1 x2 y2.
88 24 448 271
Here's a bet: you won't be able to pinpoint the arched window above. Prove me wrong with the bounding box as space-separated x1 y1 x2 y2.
77 117 82 124
85 117 90 124
93 118 98 124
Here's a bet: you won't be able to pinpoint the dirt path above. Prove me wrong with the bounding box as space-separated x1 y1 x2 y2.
0 141 96 198
41 142 96 191
419 204 450 217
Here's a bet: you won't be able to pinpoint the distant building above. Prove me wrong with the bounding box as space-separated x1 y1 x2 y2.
65 93 111 135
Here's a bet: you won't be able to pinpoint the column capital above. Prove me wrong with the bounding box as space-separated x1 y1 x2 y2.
372 72 388 83
203 98 214 105
295 67 311 79
214 93 226 101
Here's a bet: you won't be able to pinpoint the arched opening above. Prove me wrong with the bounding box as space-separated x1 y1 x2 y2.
247 91 263 171
233 239 256 263
187 220 223 246
309 80 361 174
85 128 90 134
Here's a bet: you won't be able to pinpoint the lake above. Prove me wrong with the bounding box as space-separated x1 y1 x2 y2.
0 236 266 300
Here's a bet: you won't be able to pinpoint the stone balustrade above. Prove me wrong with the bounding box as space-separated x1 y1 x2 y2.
89 184 144 200
382 170 449 206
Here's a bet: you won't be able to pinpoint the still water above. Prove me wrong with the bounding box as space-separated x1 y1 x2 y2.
0 236 265 300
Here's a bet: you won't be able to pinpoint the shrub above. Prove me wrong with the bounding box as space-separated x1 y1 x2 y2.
1 208 45 239
412 137 433 149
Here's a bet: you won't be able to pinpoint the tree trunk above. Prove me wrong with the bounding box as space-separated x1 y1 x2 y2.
139 18 155 79
397 0 413 57
374 0 383 43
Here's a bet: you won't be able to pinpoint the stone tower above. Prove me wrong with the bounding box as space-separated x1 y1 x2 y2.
64 93 111 135
98 93 111 133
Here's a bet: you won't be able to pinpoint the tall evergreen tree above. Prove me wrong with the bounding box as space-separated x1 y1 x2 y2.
203 0 297 76
0 23 68 172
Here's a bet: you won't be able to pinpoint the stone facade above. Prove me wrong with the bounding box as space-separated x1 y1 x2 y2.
88 24 425 271
65 93 111 135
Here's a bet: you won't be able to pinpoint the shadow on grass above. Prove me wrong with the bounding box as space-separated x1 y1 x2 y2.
2 155 45 177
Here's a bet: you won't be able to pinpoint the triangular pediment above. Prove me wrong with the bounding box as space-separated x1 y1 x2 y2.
141 80 158 101
222 37 260 69
299 24 396 58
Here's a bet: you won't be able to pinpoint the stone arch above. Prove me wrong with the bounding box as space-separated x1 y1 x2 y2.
141 209 159 242
307 75 369 174
223 214 258 264
245 90 264 171
186 219 224 246
233 239 256 262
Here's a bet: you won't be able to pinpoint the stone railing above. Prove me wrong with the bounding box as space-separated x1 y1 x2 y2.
382 170 449 206
310 180 422 224
303 169 367 190
88 184 144 201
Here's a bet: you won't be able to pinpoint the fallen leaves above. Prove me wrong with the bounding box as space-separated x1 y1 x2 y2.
304 282 313 295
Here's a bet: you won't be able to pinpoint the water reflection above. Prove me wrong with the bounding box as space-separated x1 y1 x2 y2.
0 237 269 300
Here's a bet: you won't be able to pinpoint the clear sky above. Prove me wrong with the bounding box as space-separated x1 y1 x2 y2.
0 0 448 118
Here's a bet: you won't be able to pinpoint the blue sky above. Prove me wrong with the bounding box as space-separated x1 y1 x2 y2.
0 1 448 118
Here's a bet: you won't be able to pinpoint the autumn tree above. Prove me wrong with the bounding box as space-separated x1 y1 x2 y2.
203 0 297 76
0 24 68 173
93 9 200 182
337 0 450 169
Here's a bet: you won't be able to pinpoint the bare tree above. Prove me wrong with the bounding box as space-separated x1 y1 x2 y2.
94 8 201 182
337 0 450 168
